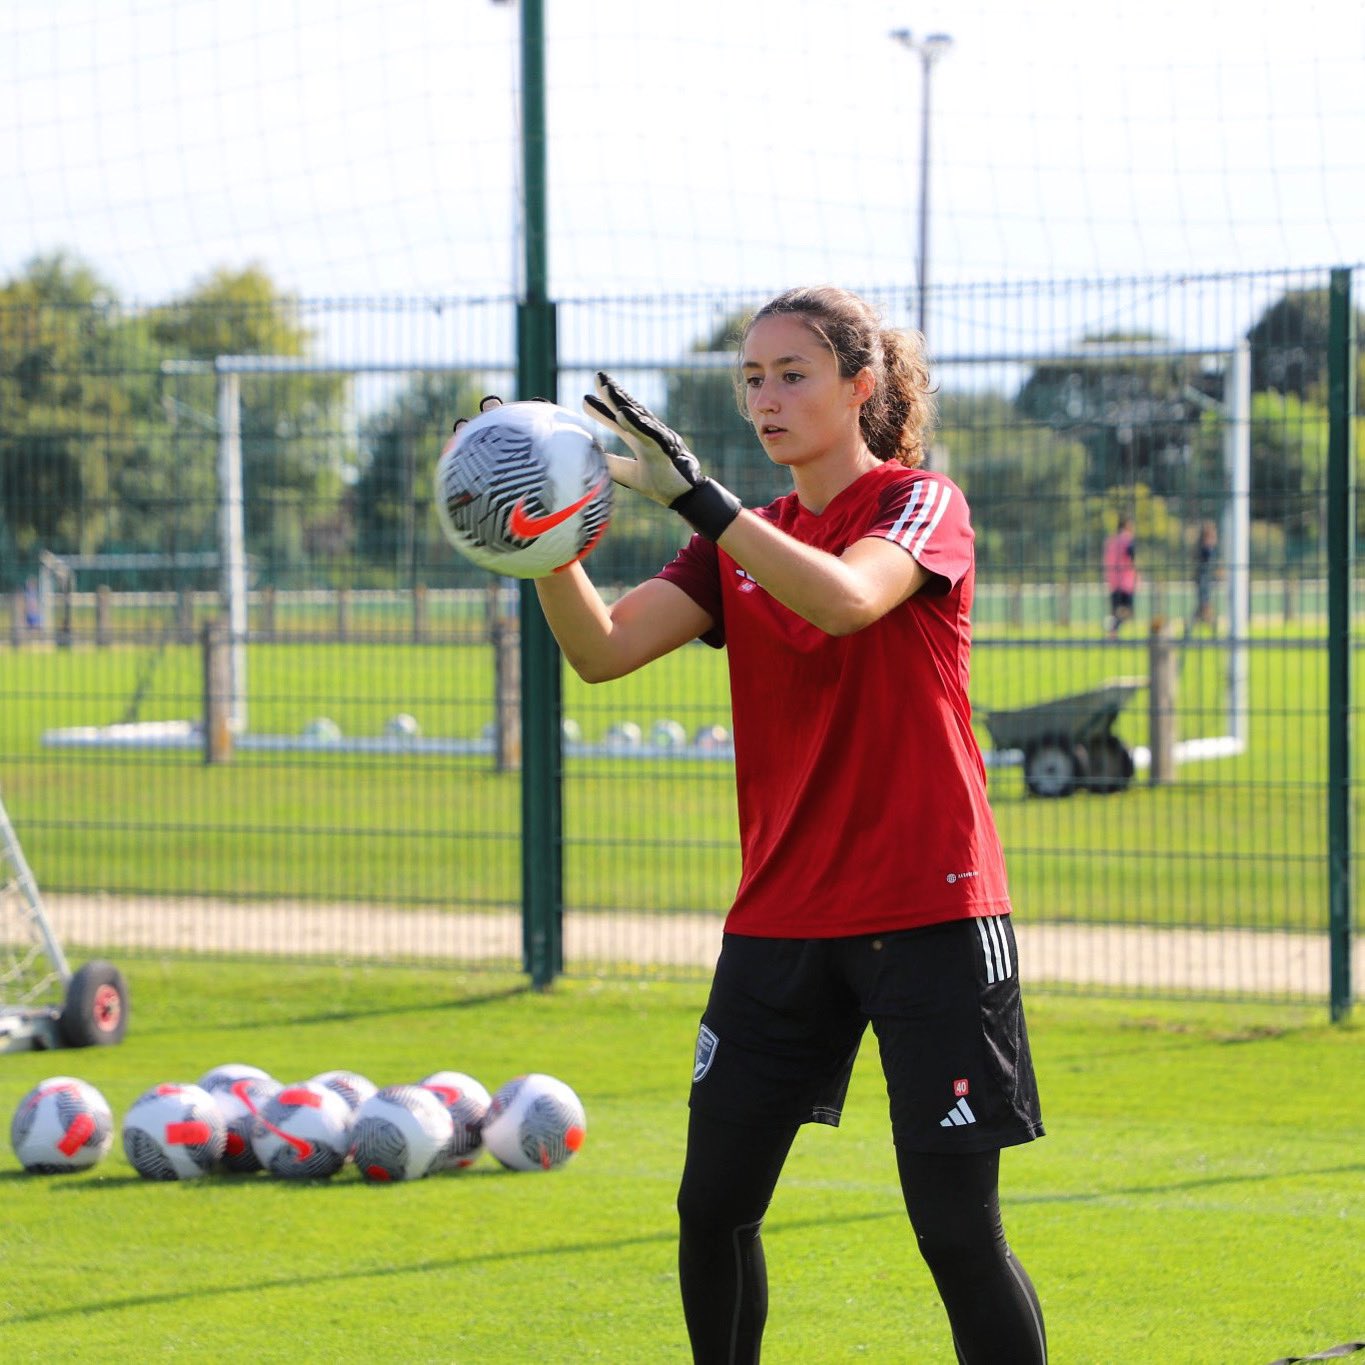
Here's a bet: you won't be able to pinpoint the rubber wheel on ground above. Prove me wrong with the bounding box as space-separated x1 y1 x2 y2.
58 960 130 1047
1024 736 1087 798
1083 734 1136 794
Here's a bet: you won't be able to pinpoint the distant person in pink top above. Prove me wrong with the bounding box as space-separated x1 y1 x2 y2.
1103 514 1138 639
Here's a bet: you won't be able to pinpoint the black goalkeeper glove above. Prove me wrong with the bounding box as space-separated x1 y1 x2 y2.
582 371 742 542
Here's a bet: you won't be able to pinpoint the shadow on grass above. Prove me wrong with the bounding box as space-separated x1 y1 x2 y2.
5 1160 1364 1326
0 1205 899 1327
129 982 533 1037
1014 1160 1365 1206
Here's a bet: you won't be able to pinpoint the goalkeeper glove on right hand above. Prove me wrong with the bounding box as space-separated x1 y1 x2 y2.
583 371 741 542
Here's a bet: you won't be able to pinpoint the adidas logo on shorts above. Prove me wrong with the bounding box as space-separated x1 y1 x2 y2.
940 1096 977 1127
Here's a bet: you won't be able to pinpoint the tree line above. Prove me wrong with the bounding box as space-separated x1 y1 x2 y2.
1 252 1360 593
665 292 1364 583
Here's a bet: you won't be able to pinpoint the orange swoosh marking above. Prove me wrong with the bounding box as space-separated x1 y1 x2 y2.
507 476 607 540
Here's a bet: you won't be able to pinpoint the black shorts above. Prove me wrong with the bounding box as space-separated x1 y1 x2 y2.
1110 589 1134 614
689 917 1044 1154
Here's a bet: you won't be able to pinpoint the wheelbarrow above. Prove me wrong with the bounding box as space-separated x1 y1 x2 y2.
979 677 1145 797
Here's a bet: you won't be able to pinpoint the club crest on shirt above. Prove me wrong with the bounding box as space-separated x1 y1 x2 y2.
693 1024 719 1082
733 567 759 594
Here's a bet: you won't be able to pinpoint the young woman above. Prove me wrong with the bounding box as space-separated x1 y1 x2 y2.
526 285 1046 1363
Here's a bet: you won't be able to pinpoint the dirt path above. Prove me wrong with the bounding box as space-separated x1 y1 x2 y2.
38 893 1360 1000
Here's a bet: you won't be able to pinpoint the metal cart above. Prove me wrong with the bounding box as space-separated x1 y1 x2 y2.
1 789 129 1052
979 677 1145 797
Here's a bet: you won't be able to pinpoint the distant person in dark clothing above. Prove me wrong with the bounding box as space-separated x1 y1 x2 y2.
23 578 42 634
1187 520 1219 634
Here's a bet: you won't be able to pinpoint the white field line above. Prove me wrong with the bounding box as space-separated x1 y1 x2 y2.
36 893 1362 997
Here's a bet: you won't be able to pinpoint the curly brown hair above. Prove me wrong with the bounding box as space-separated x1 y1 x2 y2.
735 285 936 468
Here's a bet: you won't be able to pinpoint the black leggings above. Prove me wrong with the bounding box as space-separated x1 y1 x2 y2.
676 1111 1047 1365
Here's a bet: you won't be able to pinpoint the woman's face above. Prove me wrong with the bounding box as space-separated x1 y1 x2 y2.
740 314 867 469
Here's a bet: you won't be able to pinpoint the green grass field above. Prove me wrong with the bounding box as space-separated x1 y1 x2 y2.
0 623 1350 937
0 962 1360 1363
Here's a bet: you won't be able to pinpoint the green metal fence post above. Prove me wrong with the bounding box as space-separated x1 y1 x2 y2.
515 0 563 990
1326 266 1356 1022
518 301 562 990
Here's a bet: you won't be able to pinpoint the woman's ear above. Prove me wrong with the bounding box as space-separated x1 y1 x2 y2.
850 367 876 406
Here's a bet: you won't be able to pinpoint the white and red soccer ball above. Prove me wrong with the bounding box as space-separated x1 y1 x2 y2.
197 1062 275 1094
350 1084 454 1183
10 1076 114 1174
481 1073 586 1172
310 1069 378 1114
250 1080 353 1180
122 1083 226 1180
211 1076 283 1174
419 1070 492 1172
435 400 613 579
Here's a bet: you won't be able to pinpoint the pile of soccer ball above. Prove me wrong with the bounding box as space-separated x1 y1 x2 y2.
9 1066 585 1183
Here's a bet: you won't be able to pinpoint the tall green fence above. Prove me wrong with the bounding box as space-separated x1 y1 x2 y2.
0 267 1359 1013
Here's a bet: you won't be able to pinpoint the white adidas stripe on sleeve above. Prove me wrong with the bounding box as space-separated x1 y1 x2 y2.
886 482 927 544
910 484 952 557
886 478 952 558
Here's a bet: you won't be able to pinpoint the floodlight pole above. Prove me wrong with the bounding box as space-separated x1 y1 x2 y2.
890 29 953 341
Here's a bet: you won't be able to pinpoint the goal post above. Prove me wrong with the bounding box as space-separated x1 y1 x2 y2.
1222 339 1251 747
217 370 250 734
165 353 501 737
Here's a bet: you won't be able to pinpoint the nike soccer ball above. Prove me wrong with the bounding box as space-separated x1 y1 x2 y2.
419 1070 492 1172
310 1069 378 1114
350 1084 455 1183
123 1083 226 1180
211 1076 282 1174
198 1062 275 1094
481 1073 587 1172
10 1076 114 1174
434 400 613 578
251 1080 354 1180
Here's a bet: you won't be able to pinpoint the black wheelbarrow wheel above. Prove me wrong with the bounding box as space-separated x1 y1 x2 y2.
1083 734 1136 794
58 960 130 1047
1023 735 1087 798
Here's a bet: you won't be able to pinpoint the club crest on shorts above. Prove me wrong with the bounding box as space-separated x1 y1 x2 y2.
693 1024 719 1082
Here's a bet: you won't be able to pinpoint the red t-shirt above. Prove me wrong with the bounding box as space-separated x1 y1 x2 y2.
658 462 1012 937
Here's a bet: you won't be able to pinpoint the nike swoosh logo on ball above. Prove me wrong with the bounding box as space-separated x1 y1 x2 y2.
507 478 606 539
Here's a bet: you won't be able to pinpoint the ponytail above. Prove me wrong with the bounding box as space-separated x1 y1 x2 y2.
865 326 934 468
